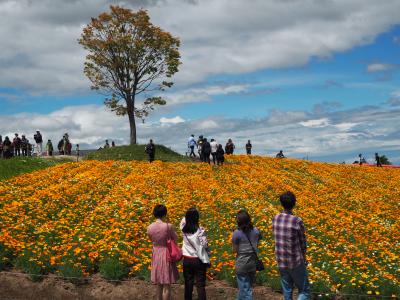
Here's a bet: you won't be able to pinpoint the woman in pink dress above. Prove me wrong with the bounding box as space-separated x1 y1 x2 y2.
147 204 179 300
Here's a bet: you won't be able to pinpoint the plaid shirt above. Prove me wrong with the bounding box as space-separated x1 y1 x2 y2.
272 210 307 269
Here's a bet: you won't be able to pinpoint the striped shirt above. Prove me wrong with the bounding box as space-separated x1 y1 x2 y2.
272 210 307 269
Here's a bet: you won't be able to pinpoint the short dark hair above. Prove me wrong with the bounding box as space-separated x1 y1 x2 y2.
280 191 296 210
236 209 253 233
153 204 167 218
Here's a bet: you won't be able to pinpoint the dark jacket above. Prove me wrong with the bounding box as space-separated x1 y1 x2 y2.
145 143 155 156
216 147 225 161
202 141 211 153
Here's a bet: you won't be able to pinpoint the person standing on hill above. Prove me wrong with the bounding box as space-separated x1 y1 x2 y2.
245 140 252 155
46 139 54 156
216 144 225 165
197 135 204 161
58 139 64 155
63 134 70 155
145 139 156 162
104 140 110 149
13 133 22 156
3 136 12 159
210 139 218 164
188 134 197 158
276 150 285 158
34 130 43 156
273 192 310 300
375 153 382 167
201 138 211 164
225 139 235 155
21 135 29 156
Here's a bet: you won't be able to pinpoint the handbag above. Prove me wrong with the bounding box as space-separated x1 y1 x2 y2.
166 224 183 263
184 232 211 268
244 232 265 272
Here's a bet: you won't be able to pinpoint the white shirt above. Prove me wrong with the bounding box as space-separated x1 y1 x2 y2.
210 141 218 153
180 218 210 263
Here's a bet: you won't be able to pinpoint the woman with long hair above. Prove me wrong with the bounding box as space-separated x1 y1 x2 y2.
232 209 262 300
147 204 179 300
180 208 210 300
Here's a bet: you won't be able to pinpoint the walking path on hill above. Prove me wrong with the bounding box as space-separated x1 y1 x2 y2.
0 272 283 300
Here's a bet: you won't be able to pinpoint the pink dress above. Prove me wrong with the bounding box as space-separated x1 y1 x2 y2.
147 221 179 284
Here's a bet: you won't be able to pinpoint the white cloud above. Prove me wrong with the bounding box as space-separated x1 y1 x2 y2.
2 104 399 163
390 90 400 98
160 116 185 124
334 122 359 131
164 82 248 105
197 120 219 130
1 0 400 94
300 118 330 128
366 63 396 72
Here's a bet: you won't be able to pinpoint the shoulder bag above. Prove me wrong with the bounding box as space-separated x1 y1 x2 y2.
244 232 265 271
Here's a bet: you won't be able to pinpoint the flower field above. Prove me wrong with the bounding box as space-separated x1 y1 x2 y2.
0 156 399 297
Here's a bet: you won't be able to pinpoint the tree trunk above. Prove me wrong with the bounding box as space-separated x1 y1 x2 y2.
128 111 137 145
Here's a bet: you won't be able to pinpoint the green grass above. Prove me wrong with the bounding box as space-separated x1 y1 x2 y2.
85 144 190 162
0 156 73 181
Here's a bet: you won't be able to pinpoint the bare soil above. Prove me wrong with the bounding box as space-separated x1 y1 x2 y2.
0 272 283 300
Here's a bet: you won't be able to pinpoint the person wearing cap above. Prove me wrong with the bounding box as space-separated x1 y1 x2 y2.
34 130 43 156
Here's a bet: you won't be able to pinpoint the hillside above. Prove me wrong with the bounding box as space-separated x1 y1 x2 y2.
0 156 73 181
0 156 399 297
85 144 189 162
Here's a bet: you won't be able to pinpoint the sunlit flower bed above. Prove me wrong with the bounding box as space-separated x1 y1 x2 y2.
0 156 399 297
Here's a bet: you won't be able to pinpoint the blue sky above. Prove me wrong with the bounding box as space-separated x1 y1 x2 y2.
1 0 400 164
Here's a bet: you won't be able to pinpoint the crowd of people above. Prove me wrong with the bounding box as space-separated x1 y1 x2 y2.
147 191 309 300
0 131 77 159
187 135 287 164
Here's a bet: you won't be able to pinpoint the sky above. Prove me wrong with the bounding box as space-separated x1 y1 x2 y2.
1 0 400 164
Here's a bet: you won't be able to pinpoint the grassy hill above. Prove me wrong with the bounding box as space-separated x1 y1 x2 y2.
0 156 73 181
85 144 190 162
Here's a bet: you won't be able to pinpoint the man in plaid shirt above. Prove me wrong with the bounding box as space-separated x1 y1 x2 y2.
273 191 310 300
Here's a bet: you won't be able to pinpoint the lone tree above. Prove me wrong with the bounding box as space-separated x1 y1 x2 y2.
79 6 180 144
380 155 391 165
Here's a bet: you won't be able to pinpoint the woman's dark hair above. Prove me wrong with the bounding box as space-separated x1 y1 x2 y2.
280 191 296 210
236 210 253 233
182 208 199 234
153 204 167 219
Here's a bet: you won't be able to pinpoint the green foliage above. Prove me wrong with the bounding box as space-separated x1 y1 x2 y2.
14 251 43 281
99 256 129 281
79 5 181 144
0 156 73 181
0 243 13 270
379 155 391 165
57 261 84 284
85 144 189 162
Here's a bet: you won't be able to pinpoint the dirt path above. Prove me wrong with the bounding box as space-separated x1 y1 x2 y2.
0 272 283 300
